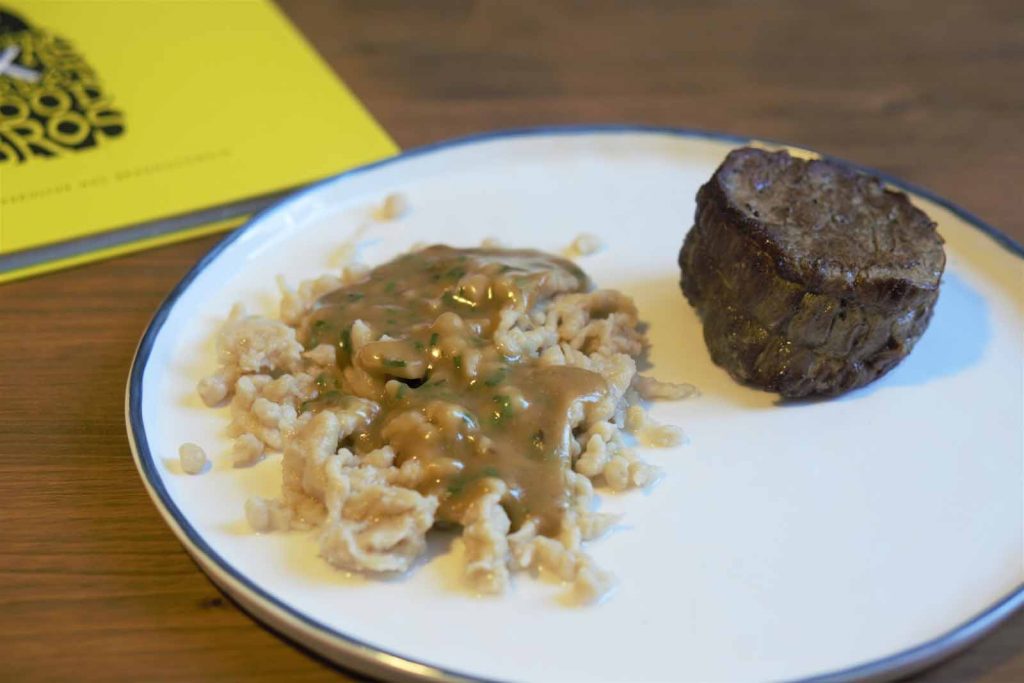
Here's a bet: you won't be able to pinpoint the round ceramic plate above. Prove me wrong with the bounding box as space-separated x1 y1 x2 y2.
126 127 1024 683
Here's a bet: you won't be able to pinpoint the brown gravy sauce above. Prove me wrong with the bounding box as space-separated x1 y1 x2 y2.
300 246 606 534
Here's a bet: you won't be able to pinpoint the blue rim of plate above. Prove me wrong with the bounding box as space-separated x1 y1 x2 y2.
126 125 1024 683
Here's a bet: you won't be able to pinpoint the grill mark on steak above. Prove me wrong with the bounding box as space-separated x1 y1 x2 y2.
679 147 945 398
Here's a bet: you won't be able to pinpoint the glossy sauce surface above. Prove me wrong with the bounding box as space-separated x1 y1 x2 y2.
300 246 606 534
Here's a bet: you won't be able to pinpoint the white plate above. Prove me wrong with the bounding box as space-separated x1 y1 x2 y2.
126 127 1024 683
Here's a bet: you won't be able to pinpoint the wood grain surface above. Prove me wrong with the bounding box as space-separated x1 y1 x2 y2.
1 1 1021 680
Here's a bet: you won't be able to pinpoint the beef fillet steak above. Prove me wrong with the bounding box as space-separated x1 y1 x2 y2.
679 147 945 398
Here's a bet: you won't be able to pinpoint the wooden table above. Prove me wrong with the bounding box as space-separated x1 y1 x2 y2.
2 1 1021 680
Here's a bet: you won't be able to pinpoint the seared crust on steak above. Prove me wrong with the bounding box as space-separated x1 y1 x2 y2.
679 147 945 398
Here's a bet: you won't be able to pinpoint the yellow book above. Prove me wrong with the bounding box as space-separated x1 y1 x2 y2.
0 0 397 283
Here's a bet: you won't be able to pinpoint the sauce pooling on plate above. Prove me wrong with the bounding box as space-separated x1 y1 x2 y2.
300 246 607 534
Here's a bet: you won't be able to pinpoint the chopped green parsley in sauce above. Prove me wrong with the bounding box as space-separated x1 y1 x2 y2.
299 246 606 534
